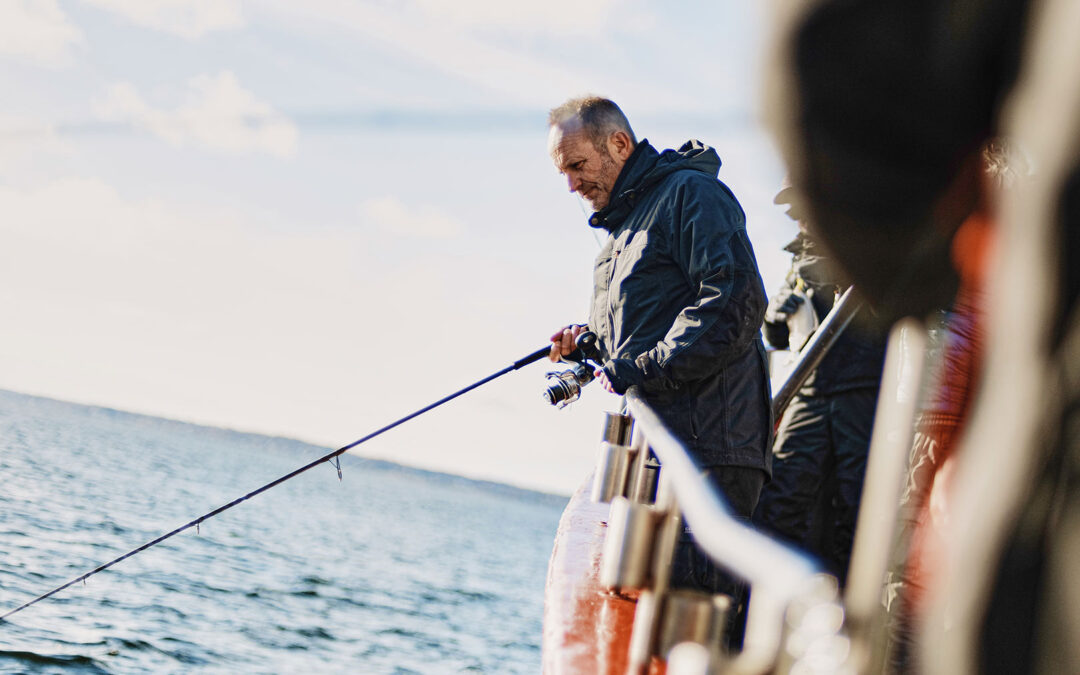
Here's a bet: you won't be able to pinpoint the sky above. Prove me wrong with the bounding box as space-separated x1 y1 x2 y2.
0 0 799 496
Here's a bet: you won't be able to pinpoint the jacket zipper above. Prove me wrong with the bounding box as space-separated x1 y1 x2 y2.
606 246 619 353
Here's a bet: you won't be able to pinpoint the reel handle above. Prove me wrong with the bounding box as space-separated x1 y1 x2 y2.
563 330 602 366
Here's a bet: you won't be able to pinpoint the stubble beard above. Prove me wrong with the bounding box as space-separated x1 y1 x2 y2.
588 150 620 211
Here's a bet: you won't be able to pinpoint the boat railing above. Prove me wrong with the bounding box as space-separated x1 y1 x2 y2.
623 388 824 674
604 312 927 673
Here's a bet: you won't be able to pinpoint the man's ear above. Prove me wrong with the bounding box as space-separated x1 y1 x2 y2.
608 130 634 161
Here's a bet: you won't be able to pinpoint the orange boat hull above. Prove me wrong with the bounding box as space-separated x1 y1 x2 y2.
542 474 664 675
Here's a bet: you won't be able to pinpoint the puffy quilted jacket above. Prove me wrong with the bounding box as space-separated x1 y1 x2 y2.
587 140 771 472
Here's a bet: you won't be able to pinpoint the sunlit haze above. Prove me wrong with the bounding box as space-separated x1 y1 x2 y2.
0 0 798 495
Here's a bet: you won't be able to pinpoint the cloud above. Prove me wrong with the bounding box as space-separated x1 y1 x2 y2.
257 0 693 114
0 177 191 259
0 116 70 175
0 0 83 66
261 1 629 108
409 0 620 36
0 175 603 493
94 71 298 156
80 0 244 39
360 196 464 239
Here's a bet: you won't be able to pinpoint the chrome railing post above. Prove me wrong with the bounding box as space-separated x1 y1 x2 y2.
615 315 928 674
623 391 821 674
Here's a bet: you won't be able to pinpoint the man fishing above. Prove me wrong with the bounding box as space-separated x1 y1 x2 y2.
545 96 771 642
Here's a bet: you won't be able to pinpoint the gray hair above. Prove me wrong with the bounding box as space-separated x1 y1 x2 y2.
548 96 637 152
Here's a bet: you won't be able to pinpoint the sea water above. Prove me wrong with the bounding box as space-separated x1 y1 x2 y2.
0 390 566 674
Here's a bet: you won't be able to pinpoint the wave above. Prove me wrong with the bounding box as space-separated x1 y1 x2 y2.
0 649 109 674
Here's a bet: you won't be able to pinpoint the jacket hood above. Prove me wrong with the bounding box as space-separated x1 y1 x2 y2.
588 139 722 231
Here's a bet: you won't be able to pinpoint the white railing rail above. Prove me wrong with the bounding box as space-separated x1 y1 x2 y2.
622 317 926 674
623 389 822 673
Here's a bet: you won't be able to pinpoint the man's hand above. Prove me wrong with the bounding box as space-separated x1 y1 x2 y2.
594 368 617 393
599 358 647 395
765 286 804 322
549 324 588 362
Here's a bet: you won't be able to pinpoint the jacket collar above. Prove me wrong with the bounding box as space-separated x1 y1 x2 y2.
588 140 658 232
587 139 721 232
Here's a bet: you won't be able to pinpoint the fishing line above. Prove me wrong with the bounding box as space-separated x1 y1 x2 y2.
0 344 553 622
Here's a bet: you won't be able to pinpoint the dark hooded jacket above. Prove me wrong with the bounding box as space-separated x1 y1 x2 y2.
763 233 887 395
588 140 771 472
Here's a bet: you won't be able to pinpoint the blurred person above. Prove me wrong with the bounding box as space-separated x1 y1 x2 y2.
760 0 1080 670
753 183 886 587
545 96 771 645
884 140 1019 672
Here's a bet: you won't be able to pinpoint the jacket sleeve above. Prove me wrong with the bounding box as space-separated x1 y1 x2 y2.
762 297 792 350
603 176 767 395
762 275 801 350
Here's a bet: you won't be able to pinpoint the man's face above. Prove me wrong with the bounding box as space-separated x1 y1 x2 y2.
548 123 625 212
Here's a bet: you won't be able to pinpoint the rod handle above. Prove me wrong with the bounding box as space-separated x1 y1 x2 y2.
514 345 554 370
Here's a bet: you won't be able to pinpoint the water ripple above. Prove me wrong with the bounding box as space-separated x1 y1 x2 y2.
0 391 565 673
0 649 109 673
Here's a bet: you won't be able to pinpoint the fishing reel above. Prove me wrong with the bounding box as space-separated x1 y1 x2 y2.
543 331 603 408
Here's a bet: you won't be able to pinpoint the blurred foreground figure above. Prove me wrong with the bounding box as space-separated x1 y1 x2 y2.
754 186 885 587
884 141 1010 672
766 0 1080 672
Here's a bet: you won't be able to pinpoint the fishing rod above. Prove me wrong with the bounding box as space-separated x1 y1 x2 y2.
0 343 556 622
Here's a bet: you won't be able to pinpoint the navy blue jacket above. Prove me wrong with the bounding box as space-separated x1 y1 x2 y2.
763 234 887 395
588 140 772 472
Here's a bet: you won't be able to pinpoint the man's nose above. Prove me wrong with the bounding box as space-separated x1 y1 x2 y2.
567 173 581 193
